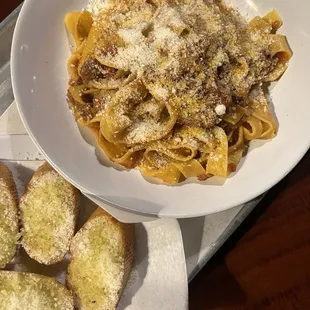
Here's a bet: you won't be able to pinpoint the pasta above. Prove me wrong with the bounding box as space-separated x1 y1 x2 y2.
65 0 292 184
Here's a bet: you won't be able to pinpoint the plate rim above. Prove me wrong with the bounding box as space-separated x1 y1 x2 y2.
11 0 310 218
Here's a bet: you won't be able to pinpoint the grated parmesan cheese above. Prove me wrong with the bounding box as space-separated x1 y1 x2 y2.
86 0 107 17
153 86 169 99
215 104 226 116
126 121 162 144
66 0 285 177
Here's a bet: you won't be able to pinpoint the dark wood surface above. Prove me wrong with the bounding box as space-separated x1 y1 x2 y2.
190 152 310 309
2 2 310 309
0 0 21 21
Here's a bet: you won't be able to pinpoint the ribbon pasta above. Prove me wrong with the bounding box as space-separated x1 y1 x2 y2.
65 0 292 184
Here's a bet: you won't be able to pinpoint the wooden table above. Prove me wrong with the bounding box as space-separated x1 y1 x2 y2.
190 152 310 309
2 2 310 309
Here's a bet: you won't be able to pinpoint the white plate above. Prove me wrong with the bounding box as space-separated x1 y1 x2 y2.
11 0 310 218
3 161 188 310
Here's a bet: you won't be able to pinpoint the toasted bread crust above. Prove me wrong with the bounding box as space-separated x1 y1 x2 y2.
67 208 135 309
0 162 19 268
0 162 19 203
20 162 80 265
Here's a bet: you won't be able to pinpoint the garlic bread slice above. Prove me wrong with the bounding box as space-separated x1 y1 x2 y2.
0 270 74 309
67 208 135 310
0 162 19 268
20 162 79 265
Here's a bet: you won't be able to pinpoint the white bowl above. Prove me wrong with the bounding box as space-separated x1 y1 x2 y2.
11 0 310 218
